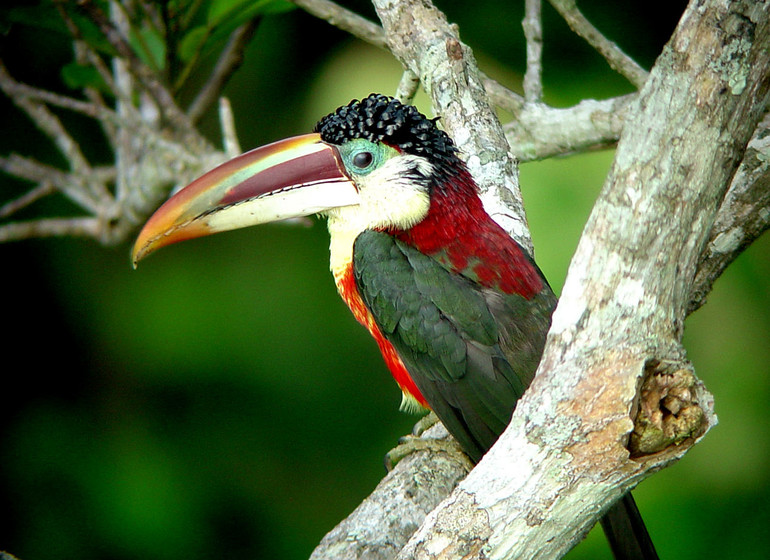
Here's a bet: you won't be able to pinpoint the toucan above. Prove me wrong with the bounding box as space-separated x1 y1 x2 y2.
133 94 658 559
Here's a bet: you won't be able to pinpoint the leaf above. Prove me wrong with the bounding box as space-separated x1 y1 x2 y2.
2 4 69 35
178 26 209 63
3 3 115 56
208 0 295 27
177 0 296 66
61 62 109 93
129 24 167 71
207 0 253 27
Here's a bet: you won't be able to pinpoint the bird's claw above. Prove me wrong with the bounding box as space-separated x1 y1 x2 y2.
384 427 467 471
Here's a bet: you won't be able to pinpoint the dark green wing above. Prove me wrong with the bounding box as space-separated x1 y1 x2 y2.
353 230 557 462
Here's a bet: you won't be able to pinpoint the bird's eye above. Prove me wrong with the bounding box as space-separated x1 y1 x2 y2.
352 151 374 169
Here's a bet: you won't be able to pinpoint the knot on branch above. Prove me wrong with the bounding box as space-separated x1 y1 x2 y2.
629 359 707 457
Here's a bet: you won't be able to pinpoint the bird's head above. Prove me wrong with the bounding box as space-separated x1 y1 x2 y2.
132 94 474 266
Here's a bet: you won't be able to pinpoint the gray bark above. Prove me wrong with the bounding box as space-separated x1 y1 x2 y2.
310 0 770 558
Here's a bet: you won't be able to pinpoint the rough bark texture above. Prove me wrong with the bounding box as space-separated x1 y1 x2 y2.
394 0 769 558
690 110 770 313
309 423 471 560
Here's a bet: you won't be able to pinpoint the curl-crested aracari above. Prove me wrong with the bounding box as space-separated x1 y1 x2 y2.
133 94 657 559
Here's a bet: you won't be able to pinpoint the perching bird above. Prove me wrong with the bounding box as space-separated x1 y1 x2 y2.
133 93 658 559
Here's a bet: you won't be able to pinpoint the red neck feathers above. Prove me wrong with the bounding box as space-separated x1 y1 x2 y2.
394 169 544 298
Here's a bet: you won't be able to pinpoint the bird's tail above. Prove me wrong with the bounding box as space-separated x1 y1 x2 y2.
600 492 659 560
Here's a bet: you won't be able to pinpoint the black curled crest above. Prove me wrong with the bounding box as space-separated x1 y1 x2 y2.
314 94 459 168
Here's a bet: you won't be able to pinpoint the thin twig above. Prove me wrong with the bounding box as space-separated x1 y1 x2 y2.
187 18 261 124
482 76 526 114
78 0 201 142
0 217 102 242
112 0 162 73
291 0 387 49
55 1 120 147
394 69 420 104
136 0 165 42
548 0 648 88
0 60 117 122
292 0 532 129
219 97 241 157
55 2 119 96
0 154 102 215
522 0 543 102
0 181 57 219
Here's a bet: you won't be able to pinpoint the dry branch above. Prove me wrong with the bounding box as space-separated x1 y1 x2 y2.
396 1 769 557
548 0 649 87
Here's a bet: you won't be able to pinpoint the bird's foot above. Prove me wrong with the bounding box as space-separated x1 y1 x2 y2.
384 413 467 471
411 411 440 436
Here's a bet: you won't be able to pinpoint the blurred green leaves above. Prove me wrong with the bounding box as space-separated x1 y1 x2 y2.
60 62 108 92
1 0 295 96
179 0 294 61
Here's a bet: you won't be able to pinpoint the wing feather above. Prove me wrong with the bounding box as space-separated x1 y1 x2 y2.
353 230 557 461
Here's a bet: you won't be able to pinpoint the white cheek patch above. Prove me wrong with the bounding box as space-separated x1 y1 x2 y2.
325 154 433 276
357 155 432 231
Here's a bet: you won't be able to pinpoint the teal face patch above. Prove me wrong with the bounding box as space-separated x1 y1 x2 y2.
337 138 399 177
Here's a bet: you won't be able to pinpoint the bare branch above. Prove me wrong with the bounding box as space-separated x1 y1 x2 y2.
482 76 525 114
77 0 201 144
219 97 241 158
187 19 261 124
290 0 387 49
294 0 622 168
504 93 634 161
0 217 102 242
689 111 770 313
56 1 127 148
372 0 532 253
0 60 117 123
0 153 105 222
394 69 420 103
548 0 649 88
522 0 544 102
311 422 471 560
0 182 56 219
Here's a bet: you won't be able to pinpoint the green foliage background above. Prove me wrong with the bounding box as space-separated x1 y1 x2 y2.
1 1 768 559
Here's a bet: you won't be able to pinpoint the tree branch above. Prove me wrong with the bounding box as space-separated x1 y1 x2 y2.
290 0 634 164
548 0 649 88
372 0 533 253
186 18 261 124
398 1 769 557
503 93 634 161
290 0 388 49
522 0 544 102
310 422 471 560
77 0 203 146
689 110 770 313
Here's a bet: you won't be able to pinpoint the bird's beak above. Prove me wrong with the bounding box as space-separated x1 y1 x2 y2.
132 133 358 266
